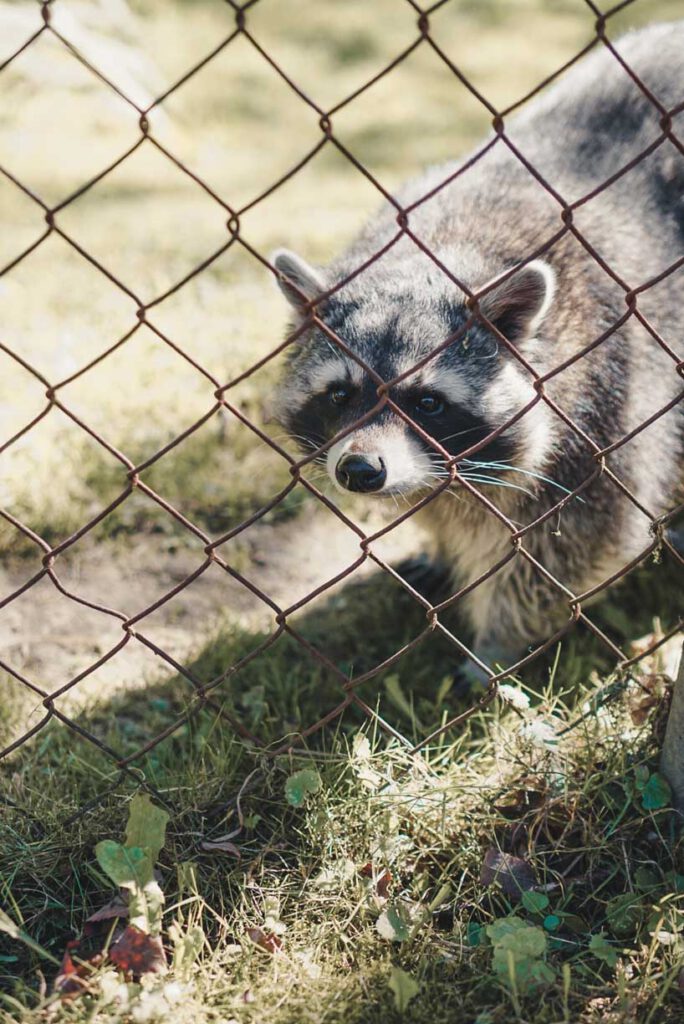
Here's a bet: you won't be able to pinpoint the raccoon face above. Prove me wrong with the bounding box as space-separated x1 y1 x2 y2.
272 248 556 498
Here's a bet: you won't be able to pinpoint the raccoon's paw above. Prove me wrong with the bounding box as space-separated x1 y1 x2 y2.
457 644 516 692
456 658 491 692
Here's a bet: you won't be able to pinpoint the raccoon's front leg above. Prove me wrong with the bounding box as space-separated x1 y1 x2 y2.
395 554 453 603
458 557 559 687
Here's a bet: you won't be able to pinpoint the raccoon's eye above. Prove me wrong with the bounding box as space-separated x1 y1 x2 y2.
415 394 445 416
328 384 351 406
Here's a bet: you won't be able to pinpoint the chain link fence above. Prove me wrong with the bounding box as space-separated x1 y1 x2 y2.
1 0 683 823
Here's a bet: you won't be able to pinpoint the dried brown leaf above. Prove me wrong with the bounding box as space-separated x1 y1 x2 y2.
628 674 668 725
480 848 537 897
109 925 167 977
54 922 166 998
86 897 129 924
377 868 393 899
359 862 393 897
247 927 283 954
54 941 103 998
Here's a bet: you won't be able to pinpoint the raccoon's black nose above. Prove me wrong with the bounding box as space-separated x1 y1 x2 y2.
335 453 386 493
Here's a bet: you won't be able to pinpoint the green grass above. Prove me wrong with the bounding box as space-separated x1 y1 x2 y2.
3 665 684 1023
2 553 684 1022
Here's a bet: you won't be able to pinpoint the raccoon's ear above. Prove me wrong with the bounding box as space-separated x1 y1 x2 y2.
271 248 326 310
478 260 556 344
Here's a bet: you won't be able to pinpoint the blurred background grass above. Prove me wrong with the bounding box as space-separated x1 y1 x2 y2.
1 0 681 555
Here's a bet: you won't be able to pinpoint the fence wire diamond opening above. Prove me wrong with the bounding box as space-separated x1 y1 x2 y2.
1 0 683 822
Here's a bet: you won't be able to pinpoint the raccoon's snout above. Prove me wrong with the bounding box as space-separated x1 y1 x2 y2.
335 453 387 493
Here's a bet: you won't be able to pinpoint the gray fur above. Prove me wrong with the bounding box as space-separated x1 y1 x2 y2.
272 22 684 678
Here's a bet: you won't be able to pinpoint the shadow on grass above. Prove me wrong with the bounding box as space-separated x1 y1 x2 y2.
0 543 681 997
2 541 682 817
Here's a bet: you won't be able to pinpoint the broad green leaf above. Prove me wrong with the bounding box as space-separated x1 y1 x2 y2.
522 891 550 914
94 796 169 936
513 926 547 959
95 840 164 935
487 916 551 993
589 931 618 966
526 960 556 987
124 793 169 864
95 840 152 889
634 765 650 790
640 773 671 811
543 914 561 932
486 916 527 945
606 894 643 939
491 944 553 992
285 768 322 807
467 921 486 947
665 871 684 893
377 905 411 943
634 866 661 892
388 966 419 1013
487 915 547 954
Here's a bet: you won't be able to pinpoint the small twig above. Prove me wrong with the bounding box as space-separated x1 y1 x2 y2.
203 767 262 843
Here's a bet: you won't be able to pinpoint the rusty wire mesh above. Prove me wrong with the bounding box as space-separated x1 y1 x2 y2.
1 0 683 822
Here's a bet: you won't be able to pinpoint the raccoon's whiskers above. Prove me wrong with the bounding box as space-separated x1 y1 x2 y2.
462 460 585 503
305 467 331 487
436 425 487 444
282 432 324 453
460 474 536 499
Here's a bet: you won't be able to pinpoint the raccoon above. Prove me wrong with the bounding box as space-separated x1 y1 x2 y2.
271 22 684 683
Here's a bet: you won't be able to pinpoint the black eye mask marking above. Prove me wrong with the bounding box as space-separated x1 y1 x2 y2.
287 381 367 457
396 390 518 464
286 378 519 469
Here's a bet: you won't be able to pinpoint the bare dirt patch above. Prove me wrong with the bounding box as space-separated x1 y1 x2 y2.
1 505 422 714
